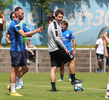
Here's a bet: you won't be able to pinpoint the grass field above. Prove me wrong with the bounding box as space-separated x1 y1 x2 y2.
0 72 108 100
2 45 95 48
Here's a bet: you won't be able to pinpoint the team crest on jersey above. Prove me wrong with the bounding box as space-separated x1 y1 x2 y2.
66 34 69 37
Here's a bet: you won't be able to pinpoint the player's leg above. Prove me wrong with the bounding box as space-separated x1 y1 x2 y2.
105 65 109 98
9 67 22 96
50 66 57 91
98 58 102 73
16 67 24 89
69 58 83 84
25 50 30 65
68 62 71 81
57 62 64 81
33 50 36 61
96 54 100 72
15 51 29 86
69 58 75 82
8 51 23 96
16 65 29 79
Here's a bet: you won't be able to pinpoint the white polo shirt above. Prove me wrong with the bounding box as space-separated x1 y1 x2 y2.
96 38 104 55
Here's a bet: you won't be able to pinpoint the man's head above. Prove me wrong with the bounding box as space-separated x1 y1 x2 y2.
50 10 53 17
10 12 16 20
27 39 31 45
61 21 68 31
55 10 64 23
14 7 24 21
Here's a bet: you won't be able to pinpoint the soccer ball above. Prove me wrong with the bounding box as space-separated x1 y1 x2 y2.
74 83 83 91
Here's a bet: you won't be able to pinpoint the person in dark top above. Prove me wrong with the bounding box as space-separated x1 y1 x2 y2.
48 10 55 24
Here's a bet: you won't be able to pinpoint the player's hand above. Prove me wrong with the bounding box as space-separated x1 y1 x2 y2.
105 52 108 59
36 27 43 33
31 51 34 55
8 41 11 44
73 50 76 56
65 49 70 54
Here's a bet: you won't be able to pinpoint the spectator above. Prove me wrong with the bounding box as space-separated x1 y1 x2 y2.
0 11 5 47
47 10 55 24
95 38 104 73
26 39 36 64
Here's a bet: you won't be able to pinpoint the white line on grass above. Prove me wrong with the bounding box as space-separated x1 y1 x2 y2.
0 83 106 91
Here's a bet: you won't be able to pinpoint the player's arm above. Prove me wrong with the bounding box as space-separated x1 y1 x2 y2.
94 44 98 51
72 39 76 56
22 23 32 37
26 45 34 54
103 32 109 44
5 30 11 44
17 27 43 38
52 21 69 53
103 37 108 59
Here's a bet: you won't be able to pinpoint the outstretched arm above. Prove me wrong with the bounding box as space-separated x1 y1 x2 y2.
17 27 43 38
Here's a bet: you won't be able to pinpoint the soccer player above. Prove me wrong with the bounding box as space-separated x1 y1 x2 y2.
95 38 104 73
6 11 30 89
103 30 109 98
57 21 79 82
48 10 83 92
8 7 43 96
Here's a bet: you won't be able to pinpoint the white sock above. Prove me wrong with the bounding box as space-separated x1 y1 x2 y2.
16 76 19 85
106 84 109 95
11 83 16 93
19 77 23 84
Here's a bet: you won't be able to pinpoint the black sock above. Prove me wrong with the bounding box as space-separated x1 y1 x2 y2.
71 74 75 82
51 82 56 91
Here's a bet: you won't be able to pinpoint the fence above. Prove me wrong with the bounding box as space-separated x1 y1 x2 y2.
35 48 106 73
0 48 106 73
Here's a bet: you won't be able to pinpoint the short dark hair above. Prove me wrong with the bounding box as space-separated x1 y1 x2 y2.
14 7 22 11
10 12 14 20
55 10 64 16
50 10 53 14
27 39 31 41
61 21 68 28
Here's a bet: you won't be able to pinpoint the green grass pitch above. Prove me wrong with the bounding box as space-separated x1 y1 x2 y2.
0 72 108 100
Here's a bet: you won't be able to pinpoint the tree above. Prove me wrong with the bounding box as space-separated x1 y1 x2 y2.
33 0 65 28
33 0 66 45
0 0 15 12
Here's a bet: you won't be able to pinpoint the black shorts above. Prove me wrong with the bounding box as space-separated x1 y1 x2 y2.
96 53 104 60
10 51 27 67
49 48 74 67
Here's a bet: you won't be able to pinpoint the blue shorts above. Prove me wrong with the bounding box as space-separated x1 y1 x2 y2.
10 51 27 67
